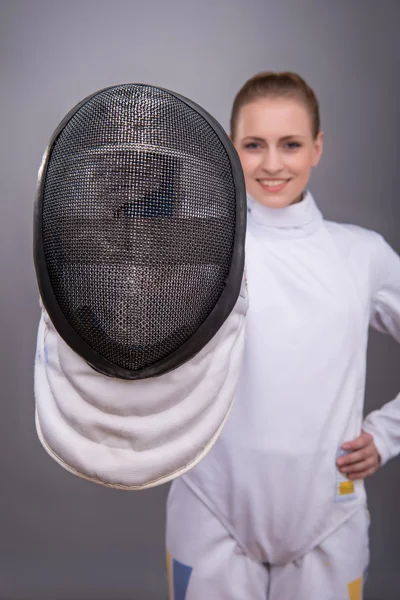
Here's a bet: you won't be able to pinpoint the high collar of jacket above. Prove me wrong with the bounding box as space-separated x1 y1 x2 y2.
248 190 323 238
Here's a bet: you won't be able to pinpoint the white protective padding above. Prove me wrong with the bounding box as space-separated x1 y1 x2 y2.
34 277 248 489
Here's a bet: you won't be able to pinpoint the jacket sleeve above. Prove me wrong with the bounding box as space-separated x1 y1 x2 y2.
362 234 400 465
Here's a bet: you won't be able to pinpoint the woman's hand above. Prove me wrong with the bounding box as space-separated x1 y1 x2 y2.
336 431 381 479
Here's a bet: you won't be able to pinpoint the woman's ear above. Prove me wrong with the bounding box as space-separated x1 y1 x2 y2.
312 131 324 166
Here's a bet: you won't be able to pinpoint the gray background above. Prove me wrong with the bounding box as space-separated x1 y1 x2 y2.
1 0 399 598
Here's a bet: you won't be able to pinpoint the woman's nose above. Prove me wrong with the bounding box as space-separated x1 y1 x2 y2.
260 149 283 173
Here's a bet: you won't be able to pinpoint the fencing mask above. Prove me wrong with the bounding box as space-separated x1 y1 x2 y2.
33 83 247 489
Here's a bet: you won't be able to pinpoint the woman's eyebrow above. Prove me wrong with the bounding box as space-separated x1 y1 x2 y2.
243 136 265 142
243 134 307 142
280 134 307 140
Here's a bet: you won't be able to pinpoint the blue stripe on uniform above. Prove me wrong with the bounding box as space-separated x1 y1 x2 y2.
173 558 193 600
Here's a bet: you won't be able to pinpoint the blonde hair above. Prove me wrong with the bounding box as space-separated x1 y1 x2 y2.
230 71 321 140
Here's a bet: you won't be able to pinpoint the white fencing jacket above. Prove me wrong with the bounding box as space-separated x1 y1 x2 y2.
182 191 400 565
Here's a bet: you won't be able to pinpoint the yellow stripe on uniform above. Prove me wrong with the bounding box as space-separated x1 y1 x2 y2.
348 576 362 600
340 481 355 495
166 551 174 600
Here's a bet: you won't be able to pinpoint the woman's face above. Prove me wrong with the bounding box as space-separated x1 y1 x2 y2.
233 97 323 208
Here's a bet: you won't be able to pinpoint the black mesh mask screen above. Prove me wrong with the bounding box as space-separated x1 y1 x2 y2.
38 84 239 376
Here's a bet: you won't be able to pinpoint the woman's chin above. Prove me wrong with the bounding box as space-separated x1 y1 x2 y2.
252 193 299 209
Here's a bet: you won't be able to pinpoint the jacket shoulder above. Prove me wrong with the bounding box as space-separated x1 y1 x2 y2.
324 220 384 256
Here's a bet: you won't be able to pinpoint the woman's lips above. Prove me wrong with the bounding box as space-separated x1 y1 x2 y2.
257 178 290 193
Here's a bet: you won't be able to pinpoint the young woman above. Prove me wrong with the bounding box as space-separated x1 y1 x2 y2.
166 72 400 600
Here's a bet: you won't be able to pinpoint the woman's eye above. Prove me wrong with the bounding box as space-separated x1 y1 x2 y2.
284 141 301 150
244 142 261 149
